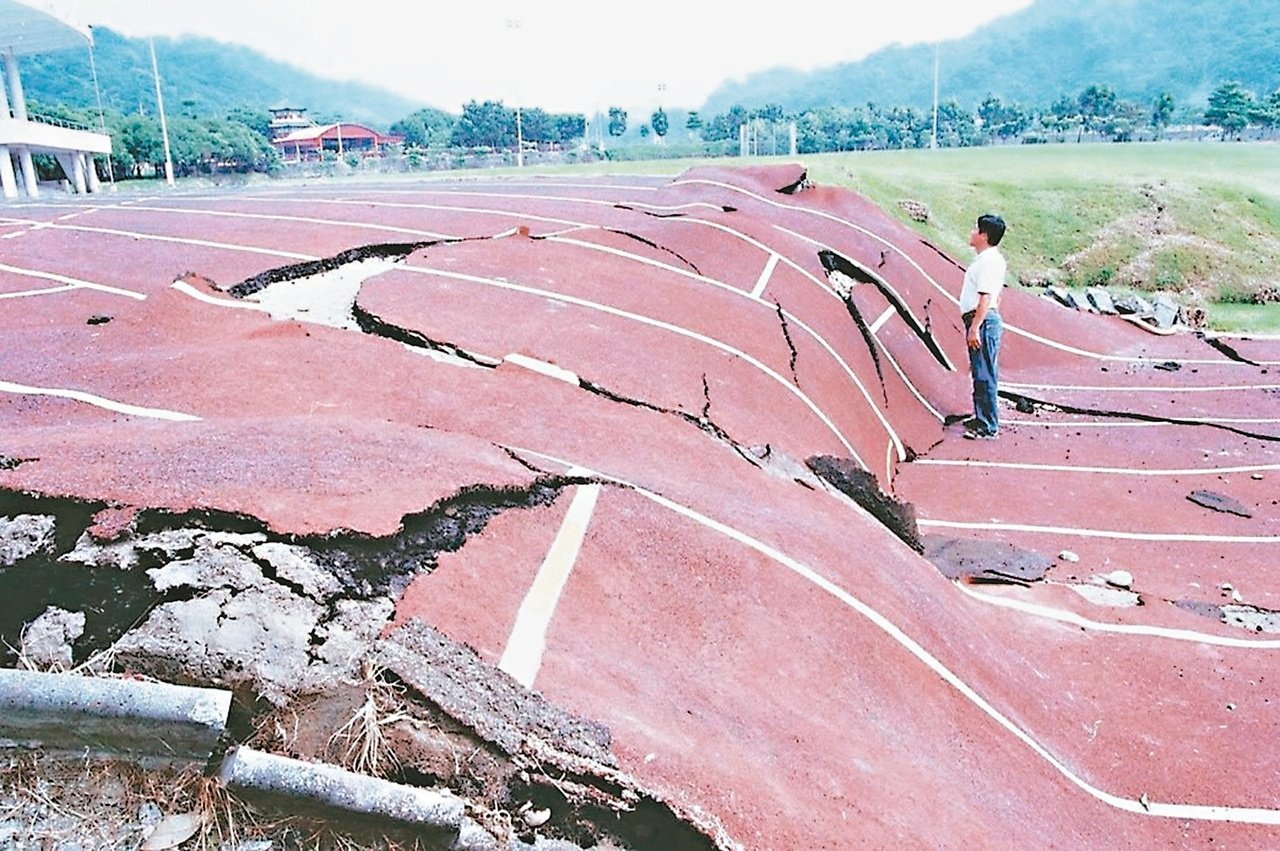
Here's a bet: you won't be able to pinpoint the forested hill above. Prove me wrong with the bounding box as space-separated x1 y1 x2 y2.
19 28 423 129
702 0 1279 116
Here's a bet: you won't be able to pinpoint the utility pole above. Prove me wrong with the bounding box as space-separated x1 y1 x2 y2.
931 44 939 150
506 19 523 167
149 38 174 186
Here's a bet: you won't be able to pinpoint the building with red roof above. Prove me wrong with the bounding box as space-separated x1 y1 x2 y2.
272 121 403 162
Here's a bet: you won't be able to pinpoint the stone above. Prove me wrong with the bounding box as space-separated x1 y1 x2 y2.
1044 286 1079 309
1085 288 1117 314
19 607 86 669
1104 570 1133 589
1058 550 1080 563
1152 295 1180 329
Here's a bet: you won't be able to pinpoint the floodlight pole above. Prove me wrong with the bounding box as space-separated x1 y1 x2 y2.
930 44 939 150
149 38 174 186
506 19 523 167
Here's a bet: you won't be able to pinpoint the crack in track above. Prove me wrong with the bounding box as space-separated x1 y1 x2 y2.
820 249 953 370
840 294 890 406
227 241 444 298
578 374 762 468
1196 331 1263 366
772 299 801 385
1002 390 1280 442
603 228 703 276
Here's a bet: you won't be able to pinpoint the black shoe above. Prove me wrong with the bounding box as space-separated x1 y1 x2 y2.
963 429 997 440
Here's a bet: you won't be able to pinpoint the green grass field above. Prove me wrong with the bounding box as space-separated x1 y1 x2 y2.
490 141 1280 332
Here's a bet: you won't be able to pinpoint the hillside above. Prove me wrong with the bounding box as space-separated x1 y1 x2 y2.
702 0 1279 115
19 28 424 130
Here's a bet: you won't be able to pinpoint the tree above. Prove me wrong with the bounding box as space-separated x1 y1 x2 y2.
685 111 702 136
1205 81 1254 138
226 107 271 141
1151 92 1175 138
391 107 456 148
650 107 668 140
607 107 627 138
1255 89 1280 135
451 100 513 149
553 113 586 145
1078 84 1118 139
977 95 1028 142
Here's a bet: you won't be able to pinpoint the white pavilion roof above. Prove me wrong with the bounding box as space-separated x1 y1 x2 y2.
0 0 91 57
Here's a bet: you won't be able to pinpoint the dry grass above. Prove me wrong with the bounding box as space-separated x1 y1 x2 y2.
329 662 412 778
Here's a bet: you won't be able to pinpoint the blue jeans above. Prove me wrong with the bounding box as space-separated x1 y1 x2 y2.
965 310 1002 435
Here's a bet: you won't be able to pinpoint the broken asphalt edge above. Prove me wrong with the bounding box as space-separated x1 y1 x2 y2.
0 668 487 845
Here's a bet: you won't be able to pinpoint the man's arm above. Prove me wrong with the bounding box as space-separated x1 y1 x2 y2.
967 292 993 350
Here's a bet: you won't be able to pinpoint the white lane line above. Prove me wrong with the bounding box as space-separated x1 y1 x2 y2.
170 280 272 311
1005 416 1280 428
954 583 1280 649
548 233 907 460
0 284 78 299
503 353 580 385
915 459 1280 476
918 518 1279 544
0 380 200 421
0 263 146 300
116 204 455 241
508 444 1280 824
1007 381 1280 394
684 178 1280 367
869 306 895 334
499 480 602 688
406 263 869 468
48 223 318 261
750 252 780 299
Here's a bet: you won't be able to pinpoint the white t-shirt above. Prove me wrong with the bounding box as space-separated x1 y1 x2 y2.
959 247 1007 314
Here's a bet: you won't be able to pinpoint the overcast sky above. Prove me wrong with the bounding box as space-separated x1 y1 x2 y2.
48 0 1033 114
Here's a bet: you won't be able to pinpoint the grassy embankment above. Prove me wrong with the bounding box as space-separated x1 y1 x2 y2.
525 142 1280 333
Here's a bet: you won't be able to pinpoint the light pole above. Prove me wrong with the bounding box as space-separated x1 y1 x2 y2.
930 44 939 150
149 38 174 186
506 19 523 167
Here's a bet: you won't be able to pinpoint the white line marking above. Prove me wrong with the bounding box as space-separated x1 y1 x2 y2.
52 223 317 261
954 583 1280 649
0 380 200 421
0 263 146 300
503 353 580 385
918 518 1278 543
869 306 895 334
499 481 601 688
406 263 869 467
683 178 1280 367
1005 417 1280 428
915 459 1280 476
548 234 907 461
750 252 780 299
507 444 1280 824
170 280 271 312
0 284 77 299
117 204 454 241
1007 381 1280 394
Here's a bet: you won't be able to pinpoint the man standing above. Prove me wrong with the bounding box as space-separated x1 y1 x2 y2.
960 214 1007 440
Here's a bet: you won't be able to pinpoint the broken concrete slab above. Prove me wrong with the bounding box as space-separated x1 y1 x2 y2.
376 620 614 765
18 606 85 669
1044 286 1079 310
0 514 56 566
1152 295 1180 329
0 669 230 761
1187 490 1253 518
1085 288 1117 314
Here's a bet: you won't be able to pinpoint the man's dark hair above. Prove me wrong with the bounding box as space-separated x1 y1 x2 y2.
977 213 1006 246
